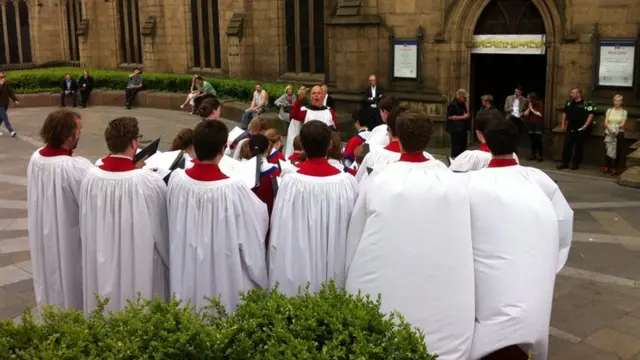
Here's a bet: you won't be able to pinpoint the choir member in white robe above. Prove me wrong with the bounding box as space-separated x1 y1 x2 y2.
449 109 519 172
356 106 445 183
27 109 93 310
167 120 268 312
226 116 269 160
346 110 475 360
284 86 338 159
80 117 169 314
464 119 559 360
269 121 358 296
364 95 398 147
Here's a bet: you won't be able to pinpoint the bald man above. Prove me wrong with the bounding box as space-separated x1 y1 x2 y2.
363 74 385 129
285 85 338 158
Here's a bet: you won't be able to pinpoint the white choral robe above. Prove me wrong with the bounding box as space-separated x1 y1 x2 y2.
365 124 389 147
269 172 358 295
345 162 475 360
284 109 335 159
27 149 93 309
167 169 269 312
80 166 169 314
449 149 520 172
464 165 559 359
355 147 444 183
328 158 349 173
184 154 240 176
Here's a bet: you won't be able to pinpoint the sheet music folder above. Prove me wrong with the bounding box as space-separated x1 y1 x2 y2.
134 138 160 163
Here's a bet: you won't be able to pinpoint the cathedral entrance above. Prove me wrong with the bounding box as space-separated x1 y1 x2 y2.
469 0 548 148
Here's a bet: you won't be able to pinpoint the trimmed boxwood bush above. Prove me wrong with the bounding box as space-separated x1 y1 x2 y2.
3 67 295 103
0 282 436 359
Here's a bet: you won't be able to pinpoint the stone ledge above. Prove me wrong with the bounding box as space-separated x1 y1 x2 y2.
618 166 640 189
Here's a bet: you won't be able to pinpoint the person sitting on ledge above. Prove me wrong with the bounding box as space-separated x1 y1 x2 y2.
125 68 143 109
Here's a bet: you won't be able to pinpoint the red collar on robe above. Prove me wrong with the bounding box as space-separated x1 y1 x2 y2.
185 162 229 181
99 155 136 172
488 158 518 168
479 143 490 153
39 144 73 157
288 151 302 163
384 140 401 153
297 157 341 177
399 152 429 163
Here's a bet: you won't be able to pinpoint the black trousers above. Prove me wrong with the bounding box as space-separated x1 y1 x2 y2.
450 130 468 158
193 93 215 112
529 133 543 158
561 130 586 166
605 132 626 169
125 88 140 106
80 89 91 106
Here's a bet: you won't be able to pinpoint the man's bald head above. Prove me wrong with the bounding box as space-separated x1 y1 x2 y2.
311 85 324 107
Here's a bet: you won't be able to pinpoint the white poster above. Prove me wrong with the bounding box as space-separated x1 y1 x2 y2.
471 34 546 55
393 41 418 79
598 40 636 88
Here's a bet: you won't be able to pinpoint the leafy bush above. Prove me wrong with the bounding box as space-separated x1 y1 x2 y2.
3 67 297 103
0 282 436 359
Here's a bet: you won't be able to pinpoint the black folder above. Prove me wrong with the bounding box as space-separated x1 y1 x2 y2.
134 138 160 164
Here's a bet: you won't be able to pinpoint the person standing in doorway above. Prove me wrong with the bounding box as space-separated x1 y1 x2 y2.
524 92 544 162
557 88 596 170
446 89 470 158
504 86 527 131
0 72 19 137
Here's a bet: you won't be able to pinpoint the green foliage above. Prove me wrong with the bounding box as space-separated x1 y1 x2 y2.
0 282 435 359
3 67 294 102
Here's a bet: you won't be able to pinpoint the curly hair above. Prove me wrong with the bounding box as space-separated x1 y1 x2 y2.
170 128 194 151
104 117 140 154
39 109 81 148
395 110 433 153
248 116 269 133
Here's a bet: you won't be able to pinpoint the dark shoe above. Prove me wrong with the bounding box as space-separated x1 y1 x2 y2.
570 164 579 170
126 104 131 109
528 155 536 161
537 157 543 162
557 163 568 170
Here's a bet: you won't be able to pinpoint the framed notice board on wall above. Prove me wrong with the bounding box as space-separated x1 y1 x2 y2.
591 23 640 98
389 27 425 86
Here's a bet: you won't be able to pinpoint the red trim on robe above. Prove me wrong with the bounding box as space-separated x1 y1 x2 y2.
288 151 302 163
347 167 357 176
253 167 280 216
384 140 401 153
289 99 338 129
185 163 229 181
344 134 365 162
297 157 341 177
488 158 518 168
39 144 72 157
399 152 429 163
479 143 490 153
99 155 136 172
268 150 286 164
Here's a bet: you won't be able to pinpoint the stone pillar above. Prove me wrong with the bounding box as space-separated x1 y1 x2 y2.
160 0 190 73
86 0 119 68
223 0 253 79
250 0 282 79
28 0 65 63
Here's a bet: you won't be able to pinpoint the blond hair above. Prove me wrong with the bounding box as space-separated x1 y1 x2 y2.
613 94 624 103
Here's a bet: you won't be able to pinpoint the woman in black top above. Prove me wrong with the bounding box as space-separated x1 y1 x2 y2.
78 70 94 108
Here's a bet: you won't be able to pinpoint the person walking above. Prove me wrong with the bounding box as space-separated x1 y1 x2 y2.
0 72 19 137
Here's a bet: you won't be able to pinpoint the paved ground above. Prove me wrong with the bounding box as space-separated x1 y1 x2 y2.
2 106 640 359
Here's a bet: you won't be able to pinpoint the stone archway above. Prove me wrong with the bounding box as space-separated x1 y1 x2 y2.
443 0 564 127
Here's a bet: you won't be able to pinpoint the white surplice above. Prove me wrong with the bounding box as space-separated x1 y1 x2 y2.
365 124 389 147
167 170 269 312
80 167 169 314
345 162 475 360
268 173 358 295
27 150 93 309
355 148 445 183
449 150 520 172
464 166 559 360
284 110 335 159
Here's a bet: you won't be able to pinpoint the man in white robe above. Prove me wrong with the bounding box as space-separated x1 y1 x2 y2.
167 120 269 312
346 110 475 360
269 120 358 296
80 117 169 314
356 105 446 183
27 109 93 310
365 95 397 147
464 119 559 360
284 86 338 159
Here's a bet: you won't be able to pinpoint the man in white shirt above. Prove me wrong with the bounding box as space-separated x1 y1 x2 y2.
27 109 93 310
464 119 559 360
346 110 475 360
269 120 358 296
363 74 384 128
240 83 268 129
80 117 169 314
167 120 269 312
504 85 527 131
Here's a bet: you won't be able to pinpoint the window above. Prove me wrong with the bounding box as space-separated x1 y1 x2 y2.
284 0 325 74
191 0 222 69
0 1 33 65
117 0 142 64
66 0 83 61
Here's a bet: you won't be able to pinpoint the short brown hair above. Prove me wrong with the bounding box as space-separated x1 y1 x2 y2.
354 144 365 165
170 128 194 151
378 95 398 113
395 111 433 153
300 120 331 158
264 128 282 145
328 131 343 161
475 109 504 133
104 117 140 154
198 98 221 118
248 116 269 133
193 120 228 161
293 136 302 151
386 105 408 137
40 109 81 148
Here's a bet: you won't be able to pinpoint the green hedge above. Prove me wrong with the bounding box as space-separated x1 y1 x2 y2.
3 67 298 103
0 282 436 359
